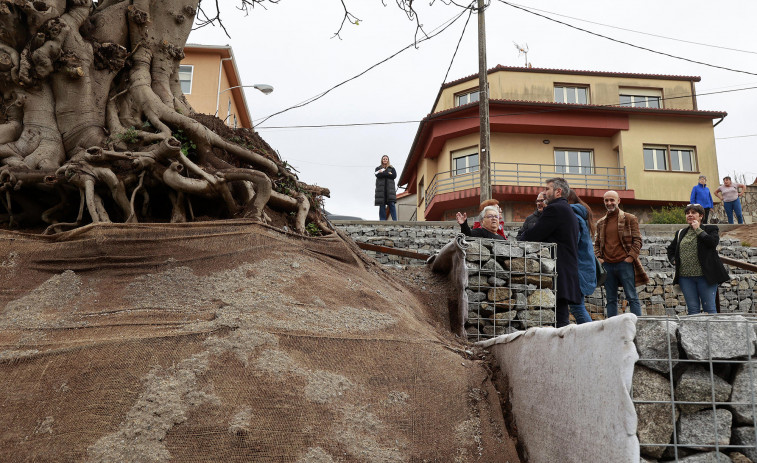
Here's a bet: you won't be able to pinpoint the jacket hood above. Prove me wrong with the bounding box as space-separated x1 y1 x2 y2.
570 203 588 220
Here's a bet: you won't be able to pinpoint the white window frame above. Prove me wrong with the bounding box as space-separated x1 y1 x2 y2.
643 147 668 171
451 148 479 176
554 149 594 174
670 148 696 172
619 87 662 108
179 65 194 94
554 85 589 104
455 89 480 107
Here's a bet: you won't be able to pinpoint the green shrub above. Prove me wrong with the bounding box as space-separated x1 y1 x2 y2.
649 205 686 224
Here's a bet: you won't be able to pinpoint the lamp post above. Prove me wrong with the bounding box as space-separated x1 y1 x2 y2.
215 84 273 116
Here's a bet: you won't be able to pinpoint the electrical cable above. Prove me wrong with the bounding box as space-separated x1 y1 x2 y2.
504 2 757 55
441 4 474 85
498 0 757 78
257 85 757 130
253 7 473 126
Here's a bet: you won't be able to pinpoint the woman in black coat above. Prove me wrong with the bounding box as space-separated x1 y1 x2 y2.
374 155 397 221
666 203 729 314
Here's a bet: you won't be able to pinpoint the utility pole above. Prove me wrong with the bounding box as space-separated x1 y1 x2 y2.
477 0 492 202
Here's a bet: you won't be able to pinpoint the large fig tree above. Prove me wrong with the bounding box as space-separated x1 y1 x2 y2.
0 0 336 234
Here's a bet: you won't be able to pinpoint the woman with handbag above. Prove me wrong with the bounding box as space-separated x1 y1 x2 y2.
666 203 730 314
566 190 595 324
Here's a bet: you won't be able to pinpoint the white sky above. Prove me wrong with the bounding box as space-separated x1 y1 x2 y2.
188 0 757 219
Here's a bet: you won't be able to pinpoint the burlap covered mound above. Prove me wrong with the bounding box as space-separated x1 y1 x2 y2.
0 221 519 462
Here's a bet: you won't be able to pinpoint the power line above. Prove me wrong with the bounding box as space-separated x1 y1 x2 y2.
441 5 474 85
257 85 757 130
716 134 757 140
505 2 757 55
253 7 473 126
498 1 757 78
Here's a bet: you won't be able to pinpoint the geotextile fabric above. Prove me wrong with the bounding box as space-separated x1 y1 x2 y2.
0 221 520 462
479 314 640 463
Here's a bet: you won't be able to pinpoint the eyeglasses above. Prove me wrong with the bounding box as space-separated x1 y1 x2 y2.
483 214 499 220
687 203 701 207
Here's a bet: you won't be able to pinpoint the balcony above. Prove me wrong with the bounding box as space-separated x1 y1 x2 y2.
424 162 627 212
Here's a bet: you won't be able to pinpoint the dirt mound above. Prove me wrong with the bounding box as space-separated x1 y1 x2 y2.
0 222 519 462
722 223 757 246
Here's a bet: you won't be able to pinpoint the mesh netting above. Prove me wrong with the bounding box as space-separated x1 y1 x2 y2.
0 221 519 462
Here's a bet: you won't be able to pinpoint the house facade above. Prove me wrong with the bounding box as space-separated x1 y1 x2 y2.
398 65 727 222
180 44 252 129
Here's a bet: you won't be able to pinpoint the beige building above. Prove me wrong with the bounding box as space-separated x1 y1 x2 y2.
180 44 252 128
398 65 727 222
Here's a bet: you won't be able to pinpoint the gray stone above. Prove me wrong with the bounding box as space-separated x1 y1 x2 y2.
467 275 490 289
731 427 757 462
539 258 556 274
635 318 680 374
527 289 555 308
677 408 732 450
503 257 541 273
487 276 508 287
512 292 527 310
481 259 506 273
730 362 757 425
675 365 732 414
634 365 677 459
677 452 734 463
487 287 511 302
729 451 752 463
465 241 491 263
492 241 524 258
466 290 487 303
679 315 756 360
518 309 555 328
482 325 518 336
493 311 518 326
518 242 541 253
510 274 553 288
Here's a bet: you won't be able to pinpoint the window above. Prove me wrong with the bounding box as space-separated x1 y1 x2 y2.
452 149 479 176
554 149 593 174
417 177 425 207
179 65 193 94
643 147 667 170
619 88 662 108
455 89 480 107
643 145 697 172
554 85 589 104
670 148 695 172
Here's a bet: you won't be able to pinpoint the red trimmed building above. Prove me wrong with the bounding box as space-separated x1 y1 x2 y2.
398 65 727 222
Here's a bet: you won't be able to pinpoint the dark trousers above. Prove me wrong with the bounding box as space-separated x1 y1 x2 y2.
703 208 711 224
556 298 570 328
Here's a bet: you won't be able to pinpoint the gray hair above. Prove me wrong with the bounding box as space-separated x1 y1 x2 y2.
482 205 500 218
546 177 571 198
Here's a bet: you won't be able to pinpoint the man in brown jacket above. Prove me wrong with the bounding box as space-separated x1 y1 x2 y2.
594 190 649 317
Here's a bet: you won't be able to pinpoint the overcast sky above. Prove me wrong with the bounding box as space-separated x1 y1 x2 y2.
188 1 757 219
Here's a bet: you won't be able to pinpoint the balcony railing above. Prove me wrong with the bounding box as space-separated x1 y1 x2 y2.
425 162 627 209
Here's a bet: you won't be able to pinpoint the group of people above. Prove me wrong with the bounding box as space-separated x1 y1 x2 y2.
457 178 730 327
690 175 747 224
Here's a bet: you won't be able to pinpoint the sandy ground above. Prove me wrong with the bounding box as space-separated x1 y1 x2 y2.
722 223 757 246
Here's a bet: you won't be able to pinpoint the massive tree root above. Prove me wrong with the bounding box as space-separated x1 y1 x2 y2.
0 0 332 235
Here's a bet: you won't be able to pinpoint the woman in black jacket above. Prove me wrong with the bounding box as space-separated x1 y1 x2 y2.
374 155 397 220
666 203 729 314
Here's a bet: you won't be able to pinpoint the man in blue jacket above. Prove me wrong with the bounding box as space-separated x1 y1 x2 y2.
690 175 714 224
521 177 581 328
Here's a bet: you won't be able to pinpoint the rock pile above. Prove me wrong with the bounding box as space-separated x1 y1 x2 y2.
462 238 558 339
634 316 757 462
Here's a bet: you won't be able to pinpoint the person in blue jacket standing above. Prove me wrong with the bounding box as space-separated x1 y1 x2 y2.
690 175 714 224
566 190 596 324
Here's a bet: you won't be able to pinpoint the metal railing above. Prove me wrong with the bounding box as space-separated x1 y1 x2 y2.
425 163 627 209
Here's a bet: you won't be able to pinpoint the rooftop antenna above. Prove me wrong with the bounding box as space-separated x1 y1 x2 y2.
513 42 531 68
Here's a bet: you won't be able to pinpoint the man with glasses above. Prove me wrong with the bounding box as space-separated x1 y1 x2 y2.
520 178 581 328
517 192 546 240
594 190 649 317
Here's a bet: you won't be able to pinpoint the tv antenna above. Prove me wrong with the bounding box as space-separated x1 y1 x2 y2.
513 42 531 67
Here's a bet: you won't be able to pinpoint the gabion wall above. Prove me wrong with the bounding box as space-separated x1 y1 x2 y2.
462 238 557 341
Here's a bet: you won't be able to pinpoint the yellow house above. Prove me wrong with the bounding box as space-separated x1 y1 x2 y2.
180 44 252 129
398 65 727 222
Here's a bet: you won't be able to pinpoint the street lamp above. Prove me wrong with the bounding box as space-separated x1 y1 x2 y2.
215 84 274 117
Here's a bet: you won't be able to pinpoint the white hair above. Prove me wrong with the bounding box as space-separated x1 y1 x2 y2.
482 205 499 218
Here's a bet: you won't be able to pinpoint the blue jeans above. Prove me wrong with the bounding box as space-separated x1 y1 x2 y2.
603 261 642 317
724 199 744 224
569 299 592 324
679 276 718 314
378 202 397 221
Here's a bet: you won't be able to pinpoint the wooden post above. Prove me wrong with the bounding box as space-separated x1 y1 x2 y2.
477 0 492 202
